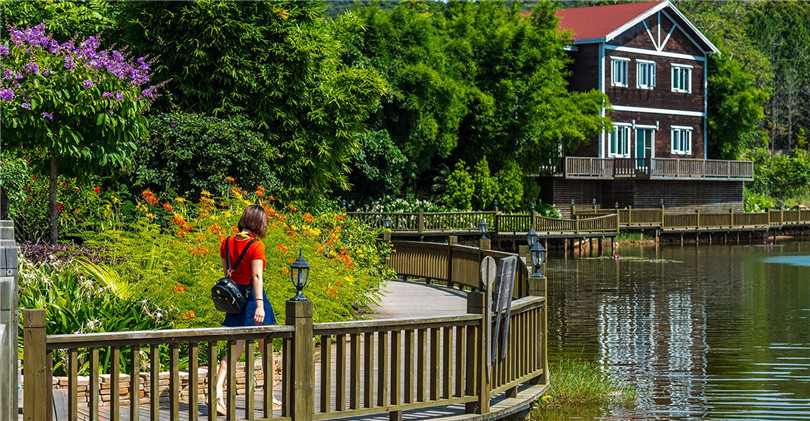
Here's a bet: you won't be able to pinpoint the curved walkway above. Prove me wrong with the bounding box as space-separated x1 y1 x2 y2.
369 280 468 319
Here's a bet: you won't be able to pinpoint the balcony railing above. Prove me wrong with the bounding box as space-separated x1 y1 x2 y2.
563 157 753 181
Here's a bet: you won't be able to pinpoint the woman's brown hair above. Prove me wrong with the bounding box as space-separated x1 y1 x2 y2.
237 205 268 238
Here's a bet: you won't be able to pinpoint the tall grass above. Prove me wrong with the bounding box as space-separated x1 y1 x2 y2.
615 231 652 242
530 358 636 417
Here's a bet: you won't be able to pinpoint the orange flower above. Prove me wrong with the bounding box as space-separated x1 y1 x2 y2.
162 203 173 211
277 244 288 253
226 176 235 183
303 213 313 223
289 204 297 212
269 196 277 202
184 310 196 319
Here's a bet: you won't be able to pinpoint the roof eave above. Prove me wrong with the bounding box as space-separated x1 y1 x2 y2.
665 3 720 54
604 1 670 44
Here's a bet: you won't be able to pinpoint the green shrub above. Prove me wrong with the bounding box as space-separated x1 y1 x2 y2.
443 160 475 210
495 161 524 212
472 157 497 210
132 112 281 198
532 358 636 412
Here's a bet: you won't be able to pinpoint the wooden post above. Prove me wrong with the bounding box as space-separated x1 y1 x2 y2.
628 205 633 226
730 207 734 228
418 208 424 235
527 276 548 386
287 300 314 421
661 204 665 228
519 245 530 274
696 209 700 229
494 205 500 237
465 292 489 414
23 309 48 421
447 237 457 289
1 220 19 421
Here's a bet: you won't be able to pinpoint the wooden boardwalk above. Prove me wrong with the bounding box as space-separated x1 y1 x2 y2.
44 281 542 421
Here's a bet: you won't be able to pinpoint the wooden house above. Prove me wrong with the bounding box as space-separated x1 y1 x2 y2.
537 1 753 215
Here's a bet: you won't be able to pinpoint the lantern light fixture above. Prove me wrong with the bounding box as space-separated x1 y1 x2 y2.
290 249 311 301
530 242 546 277
479 218 488 240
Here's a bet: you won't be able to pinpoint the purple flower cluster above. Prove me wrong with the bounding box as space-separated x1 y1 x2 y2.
0 45 9 55
42 112 53 120
4 23 158 98
0 88 14 101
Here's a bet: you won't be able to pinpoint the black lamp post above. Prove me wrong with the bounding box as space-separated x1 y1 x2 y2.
493 199 498 209
479 218 488 240
660 198 664 207
383 216 392 229
592 198 597 207
779 200 783 210
570 199 575 207
290 250 311 301
527 228 539 247
614 202 619 212
530 242 546 278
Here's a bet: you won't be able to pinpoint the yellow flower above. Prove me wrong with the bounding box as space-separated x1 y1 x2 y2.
174 197 186 203
201 190 211 197
223 211 232 218
146 212 155 219
112 196 121 204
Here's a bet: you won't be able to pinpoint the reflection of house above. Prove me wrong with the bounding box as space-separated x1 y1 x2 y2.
536 1 753 216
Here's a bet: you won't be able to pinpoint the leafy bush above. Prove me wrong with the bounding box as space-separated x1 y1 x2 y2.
443 160 475 210
495 161 524 212
17 258 172 375
351 195 453 213
472 157 497 211
81 183 395 328
132 112 281 197
0 155 120 242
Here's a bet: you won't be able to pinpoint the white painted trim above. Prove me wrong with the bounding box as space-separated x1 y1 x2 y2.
599 43 605 159
634 124 658 129
660 9 712 55
608 124 632 158
663 3 720 53
572 37 606 45
671 63 693 69
605 1 670 44
660 25 676 52
704 57 708 159
611 105 705 117
636 60 656 90
671 64 692 93
563 45 578 52
610 57 629 87
657 12 661 49
604 45 704 62
671 125 693 130
643 19 657 50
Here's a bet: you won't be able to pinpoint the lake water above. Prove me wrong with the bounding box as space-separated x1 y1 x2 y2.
543 240 810 420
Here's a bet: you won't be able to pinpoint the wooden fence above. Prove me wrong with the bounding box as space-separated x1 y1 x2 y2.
349 208 810 237
22 245 548 421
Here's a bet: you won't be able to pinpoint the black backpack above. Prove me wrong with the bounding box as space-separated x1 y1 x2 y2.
212 236 258 314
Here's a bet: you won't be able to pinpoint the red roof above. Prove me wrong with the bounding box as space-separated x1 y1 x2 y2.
555 1 664 41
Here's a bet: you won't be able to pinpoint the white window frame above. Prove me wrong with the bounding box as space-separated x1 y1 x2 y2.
636 59 656 90
610 57 630 88
609 124 632 158
671 64 692 93
671 126 692 155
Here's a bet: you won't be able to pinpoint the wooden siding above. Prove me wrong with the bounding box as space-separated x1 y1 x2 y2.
604 50 705 111
566 44 600 93
543 178 744 215
612 14 704 56
606 112 704 159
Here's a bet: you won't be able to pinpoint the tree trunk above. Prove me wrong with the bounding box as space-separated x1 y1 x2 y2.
49 147 58 245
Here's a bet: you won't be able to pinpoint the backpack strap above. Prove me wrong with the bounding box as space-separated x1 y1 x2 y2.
227 237 258 277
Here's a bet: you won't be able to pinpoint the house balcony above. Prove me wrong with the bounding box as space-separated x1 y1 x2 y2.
552 156 754 181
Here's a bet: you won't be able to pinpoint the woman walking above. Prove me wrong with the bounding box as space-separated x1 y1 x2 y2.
214 204 279 415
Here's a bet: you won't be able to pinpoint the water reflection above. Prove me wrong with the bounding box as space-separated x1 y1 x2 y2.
544 241 810 420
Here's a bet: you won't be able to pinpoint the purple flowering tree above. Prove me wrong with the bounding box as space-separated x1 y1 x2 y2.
1 24 162 244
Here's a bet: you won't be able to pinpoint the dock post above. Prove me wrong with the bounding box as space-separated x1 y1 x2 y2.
466 292 490 414
286 299 315 421
448 236 458 289
23 309 49 421
655 229 660 246
1 220 19 421
598 237 603 257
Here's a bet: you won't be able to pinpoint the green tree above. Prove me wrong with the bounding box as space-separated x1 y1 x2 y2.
1 1 118 39
132 113 280 197
114 1 386 197
1 24 157 243
472 156 497 210
443 160 474 210
495 161 524 212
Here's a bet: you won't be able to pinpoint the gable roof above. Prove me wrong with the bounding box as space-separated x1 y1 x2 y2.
555 1 719 53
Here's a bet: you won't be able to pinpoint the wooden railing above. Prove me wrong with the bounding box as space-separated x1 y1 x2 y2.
351 208 810 237
22 248 548 421
387 241 532 298
563 157 754 180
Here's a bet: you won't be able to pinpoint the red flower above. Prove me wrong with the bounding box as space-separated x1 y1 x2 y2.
162 203 174 211
57 203 63 212
93 186 100 193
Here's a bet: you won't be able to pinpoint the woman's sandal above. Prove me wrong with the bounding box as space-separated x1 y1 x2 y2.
215 394 227 416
